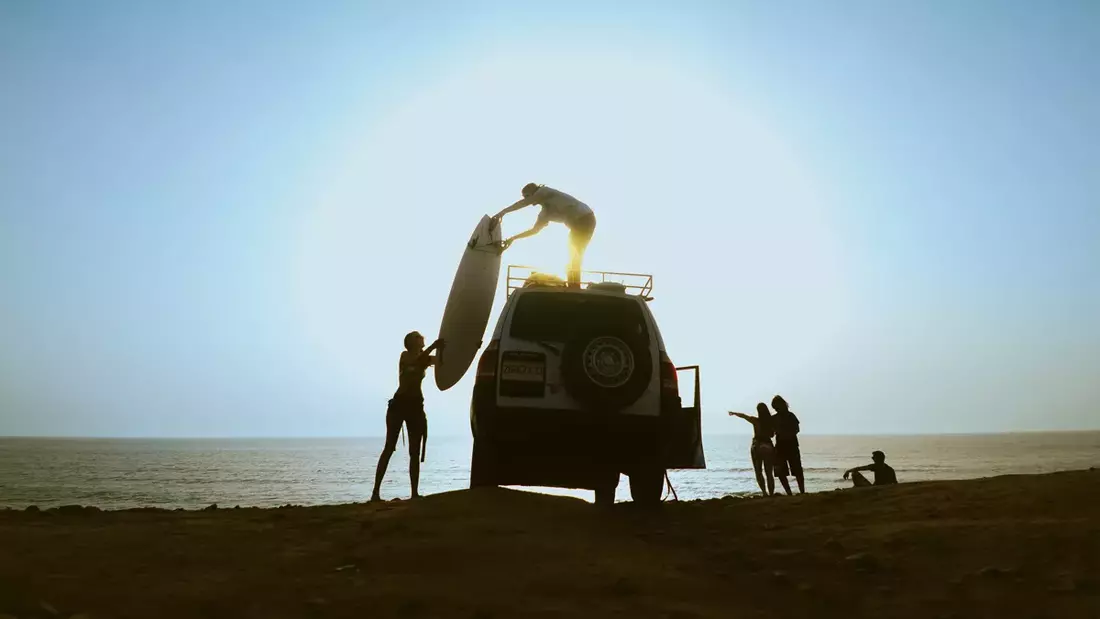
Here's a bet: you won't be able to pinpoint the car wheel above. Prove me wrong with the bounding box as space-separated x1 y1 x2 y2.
593 469 619 506
470 438 497 488
628 467 665 506
594 484 616 506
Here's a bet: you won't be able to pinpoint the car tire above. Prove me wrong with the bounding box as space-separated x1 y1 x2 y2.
628 467 665 506
561 320 653 411
593 469 619 506
594 484 616 506
470 438 497 488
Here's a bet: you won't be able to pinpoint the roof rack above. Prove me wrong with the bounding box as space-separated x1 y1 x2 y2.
505 265 654 298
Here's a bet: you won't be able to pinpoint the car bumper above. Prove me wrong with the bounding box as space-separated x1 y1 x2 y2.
470 396 663 488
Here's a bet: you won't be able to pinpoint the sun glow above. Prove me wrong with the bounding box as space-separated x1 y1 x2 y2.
294 44 846 401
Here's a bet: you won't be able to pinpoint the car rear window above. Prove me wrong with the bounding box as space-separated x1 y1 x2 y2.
509 292 648 341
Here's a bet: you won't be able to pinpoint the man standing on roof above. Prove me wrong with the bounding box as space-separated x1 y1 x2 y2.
494 183 597 288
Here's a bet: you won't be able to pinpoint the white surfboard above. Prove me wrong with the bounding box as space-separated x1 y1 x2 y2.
435 215 503 391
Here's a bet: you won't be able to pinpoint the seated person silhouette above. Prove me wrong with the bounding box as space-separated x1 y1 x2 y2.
843 450 898 488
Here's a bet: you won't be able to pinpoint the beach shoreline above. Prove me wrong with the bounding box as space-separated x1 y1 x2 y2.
2 470 1098 618
6 432 1099 510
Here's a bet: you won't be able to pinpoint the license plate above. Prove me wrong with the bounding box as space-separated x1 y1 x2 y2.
501 360 545 382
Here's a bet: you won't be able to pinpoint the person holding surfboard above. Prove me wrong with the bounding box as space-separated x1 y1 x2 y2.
370 331 444 502
494 183 597 288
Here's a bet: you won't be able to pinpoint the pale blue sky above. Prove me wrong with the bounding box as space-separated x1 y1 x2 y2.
2 1 1098 437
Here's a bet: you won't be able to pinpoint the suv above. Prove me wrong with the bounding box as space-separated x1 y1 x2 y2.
469 266 706 505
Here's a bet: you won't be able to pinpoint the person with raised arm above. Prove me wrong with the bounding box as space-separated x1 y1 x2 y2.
729 403 777 496
370 331 444 502
494 183 597 288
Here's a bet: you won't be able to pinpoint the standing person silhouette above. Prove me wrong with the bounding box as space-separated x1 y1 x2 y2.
370 331 444 502
771 395 805 495
494 183 597 288
729 403 776 496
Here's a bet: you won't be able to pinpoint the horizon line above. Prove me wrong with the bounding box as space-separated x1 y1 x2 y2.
2 429 1099 441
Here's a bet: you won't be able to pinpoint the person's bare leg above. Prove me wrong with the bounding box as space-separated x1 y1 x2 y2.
567 228 591 289
765 461 775 496
409 442 421 499
778 475 792 496
796 473 805 494
751 449 766 495
851 471 871 488
371 449 393 501
567 243 582 288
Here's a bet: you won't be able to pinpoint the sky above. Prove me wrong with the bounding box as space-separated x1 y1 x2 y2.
1 1 1098 438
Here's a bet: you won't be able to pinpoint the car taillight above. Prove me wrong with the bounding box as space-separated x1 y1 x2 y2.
475 339 500 383
659 351 678 396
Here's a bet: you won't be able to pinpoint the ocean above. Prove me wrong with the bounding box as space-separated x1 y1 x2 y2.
1 432 1097 510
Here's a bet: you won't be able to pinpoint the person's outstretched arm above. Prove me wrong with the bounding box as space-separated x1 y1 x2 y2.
494 196 535 219
843 463 874 479
728 411 756 425
502 213 549 249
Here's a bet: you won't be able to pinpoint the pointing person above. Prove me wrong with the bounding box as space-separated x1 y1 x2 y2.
729 403 777 496
494 183 597 288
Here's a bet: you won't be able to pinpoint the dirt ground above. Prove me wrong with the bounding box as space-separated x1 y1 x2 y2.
1 470 1098 619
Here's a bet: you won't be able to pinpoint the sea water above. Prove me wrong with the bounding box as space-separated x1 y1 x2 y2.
1 432 1097 509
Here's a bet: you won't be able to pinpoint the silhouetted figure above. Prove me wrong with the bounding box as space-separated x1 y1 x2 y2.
771 395 805 495
371 332 444 502
729 403 776 496
494 183 597 288
844 450 897 487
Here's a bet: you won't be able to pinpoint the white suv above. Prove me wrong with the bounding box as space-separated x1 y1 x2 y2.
469 267 706 505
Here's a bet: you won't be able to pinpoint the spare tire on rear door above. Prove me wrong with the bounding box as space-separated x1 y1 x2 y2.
561 320 653 411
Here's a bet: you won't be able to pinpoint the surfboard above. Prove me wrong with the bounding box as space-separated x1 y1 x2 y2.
435 215 503 391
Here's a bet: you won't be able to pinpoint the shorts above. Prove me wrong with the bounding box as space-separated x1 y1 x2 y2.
384 396 427 461
774 441 802 478
751 439 775 464
568 213 597 251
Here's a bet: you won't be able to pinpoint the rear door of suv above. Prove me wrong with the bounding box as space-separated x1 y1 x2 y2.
497 290 658 414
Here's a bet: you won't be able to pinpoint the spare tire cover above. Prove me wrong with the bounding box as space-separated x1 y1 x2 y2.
561 321 653 411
